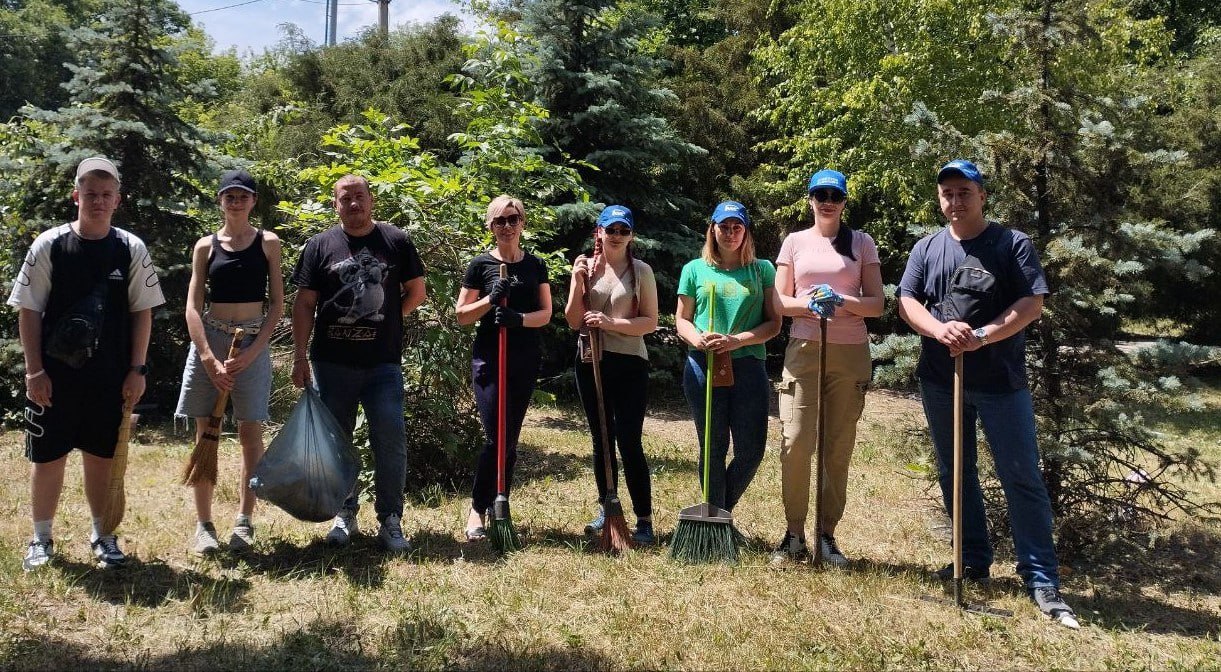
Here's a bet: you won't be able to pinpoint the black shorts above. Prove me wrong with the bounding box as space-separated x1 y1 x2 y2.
25 376 123 463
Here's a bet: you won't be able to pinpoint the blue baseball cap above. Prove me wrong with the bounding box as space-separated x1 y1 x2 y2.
807 169 848 196
711 200 750 227
597 204 634 229
937 159 985 187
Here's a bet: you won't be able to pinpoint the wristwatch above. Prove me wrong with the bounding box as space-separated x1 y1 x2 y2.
972 327 989 345
130 363 150 376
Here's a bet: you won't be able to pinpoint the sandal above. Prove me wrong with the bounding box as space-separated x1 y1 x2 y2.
464 526 487 541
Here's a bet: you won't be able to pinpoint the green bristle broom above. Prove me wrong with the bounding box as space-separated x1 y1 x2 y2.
670 283 737 563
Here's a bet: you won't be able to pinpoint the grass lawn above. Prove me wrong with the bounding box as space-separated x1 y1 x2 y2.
0 387 1217 670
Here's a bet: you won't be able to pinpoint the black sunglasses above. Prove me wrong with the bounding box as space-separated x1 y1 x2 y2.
810 189 846 204
491 213 522 228
603 226 633 236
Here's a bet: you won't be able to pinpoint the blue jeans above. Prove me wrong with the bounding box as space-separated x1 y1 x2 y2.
919 380 1059 588
313 361 406 521
682 353 769 512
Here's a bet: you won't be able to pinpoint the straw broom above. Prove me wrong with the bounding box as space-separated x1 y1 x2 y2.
182 328 245 486
670 283 737 563
488 264 522 553
100 400 136 535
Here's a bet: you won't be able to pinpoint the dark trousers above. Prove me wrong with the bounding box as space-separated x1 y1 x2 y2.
575 351 652 518
470 343 540 513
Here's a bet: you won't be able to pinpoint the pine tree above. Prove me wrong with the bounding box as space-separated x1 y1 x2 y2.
17 0 213 248
2 0 219 409
516 0 706 300
907 0 1218 551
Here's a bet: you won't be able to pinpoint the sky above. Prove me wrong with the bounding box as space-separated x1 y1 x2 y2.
176 0 469 56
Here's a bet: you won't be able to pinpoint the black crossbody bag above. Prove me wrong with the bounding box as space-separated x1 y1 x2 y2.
44 235 123 369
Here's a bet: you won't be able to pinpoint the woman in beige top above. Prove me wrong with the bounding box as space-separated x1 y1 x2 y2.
565 205 659 544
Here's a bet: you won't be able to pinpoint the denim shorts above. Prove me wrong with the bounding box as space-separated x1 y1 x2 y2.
175 317 271 422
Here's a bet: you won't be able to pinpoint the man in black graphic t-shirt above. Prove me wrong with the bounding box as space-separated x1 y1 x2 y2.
290 175 426 554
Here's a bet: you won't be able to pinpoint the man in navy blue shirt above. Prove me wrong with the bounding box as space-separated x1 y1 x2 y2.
898 160 1076 625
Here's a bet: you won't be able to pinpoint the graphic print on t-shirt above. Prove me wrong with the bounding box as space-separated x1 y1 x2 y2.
321 248 389 339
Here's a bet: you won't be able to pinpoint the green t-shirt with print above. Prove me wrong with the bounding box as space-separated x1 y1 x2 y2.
677 258 776 360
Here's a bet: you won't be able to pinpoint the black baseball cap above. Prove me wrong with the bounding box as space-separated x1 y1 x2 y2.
217 169 257 196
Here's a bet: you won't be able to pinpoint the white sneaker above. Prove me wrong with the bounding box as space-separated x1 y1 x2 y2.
91 534 127 569
325 508 359 546
818 533 849 567
378 514 410 555
770 532 808 564
23 538 54 572
229 521 255 552
193 522 220 556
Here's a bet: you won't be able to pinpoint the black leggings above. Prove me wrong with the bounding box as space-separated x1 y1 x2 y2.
575 351 651 518
470 344 540 513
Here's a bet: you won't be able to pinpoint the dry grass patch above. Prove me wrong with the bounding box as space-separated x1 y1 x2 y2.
0 385 1217 670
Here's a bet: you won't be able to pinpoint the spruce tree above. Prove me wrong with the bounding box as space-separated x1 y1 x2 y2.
516 0 706 301
907 0 1218 550
2 0 218 409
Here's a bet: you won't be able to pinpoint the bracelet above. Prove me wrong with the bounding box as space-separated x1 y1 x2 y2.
25 370 46 381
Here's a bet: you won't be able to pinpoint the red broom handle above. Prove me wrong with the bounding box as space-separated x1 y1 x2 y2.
497 263 508 494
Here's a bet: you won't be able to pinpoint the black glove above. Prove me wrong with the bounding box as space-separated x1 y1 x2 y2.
493 306 524 328
487 278 511 305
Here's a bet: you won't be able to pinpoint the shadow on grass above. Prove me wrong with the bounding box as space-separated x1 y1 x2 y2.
54 556 251 611
217 537 388 588
1080 586 1221 637
1065 524 1221 636
0 612 620 671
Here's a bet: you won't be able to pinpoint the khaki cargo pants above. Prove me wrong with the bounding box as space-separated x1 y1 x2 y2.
777 337 871 532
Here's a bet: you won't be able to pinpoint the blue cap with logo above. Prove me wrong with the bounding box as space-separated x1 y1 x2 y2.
807 169 848 196
597 204 634 229
937 159 985 187
711 200 750 227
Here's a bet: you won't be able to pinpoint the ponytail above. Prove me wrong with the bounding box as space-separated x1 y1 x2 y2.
831 224 856 261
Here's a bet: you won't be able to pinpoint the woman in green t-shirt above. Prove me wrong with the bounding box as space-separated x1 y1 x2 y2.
675 201 781 512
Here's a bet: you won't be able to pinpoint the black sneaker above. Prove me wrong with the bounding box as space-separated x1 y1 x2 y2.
91 535 127 569
769 531 808 564
1031 586 1079 627
632 520 656 546
817 533 849 567
931 562 990 583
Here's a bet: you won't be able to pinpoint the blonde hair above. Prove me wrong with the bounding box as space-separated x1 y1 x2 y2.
485 195 525 227
700 222 757 267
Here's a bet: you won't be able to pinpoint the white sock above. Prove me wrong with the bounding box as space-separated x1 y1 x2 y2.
197 521 213 533
234 514 251 528
33 520 53 542
91 517 104 542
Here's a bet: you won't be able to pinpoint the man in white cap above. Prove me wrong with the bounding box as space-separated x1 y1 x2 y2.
8 156 164 571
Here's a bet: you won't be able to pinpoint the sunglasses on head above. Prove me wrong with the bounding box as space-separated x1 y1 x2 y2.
810 189 847 204
491 213 522 228
603 226 632 236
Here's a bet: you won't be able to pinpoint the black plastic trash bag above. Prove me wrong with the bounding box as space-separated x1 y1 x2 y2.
249 386 359 522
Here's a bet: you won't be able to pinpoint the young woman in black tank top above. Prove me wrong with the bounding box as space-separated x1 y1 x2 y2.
176 169 285 555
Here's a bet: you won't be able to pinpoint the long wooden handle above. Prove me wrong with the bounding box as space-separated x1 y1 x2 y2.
585 272 617 494
203 328 246 435
813 315 828 563
953 353 964 607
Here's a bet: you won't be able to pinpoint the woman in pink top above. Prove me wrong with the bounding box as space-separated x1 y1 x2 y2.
770 169 884 566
